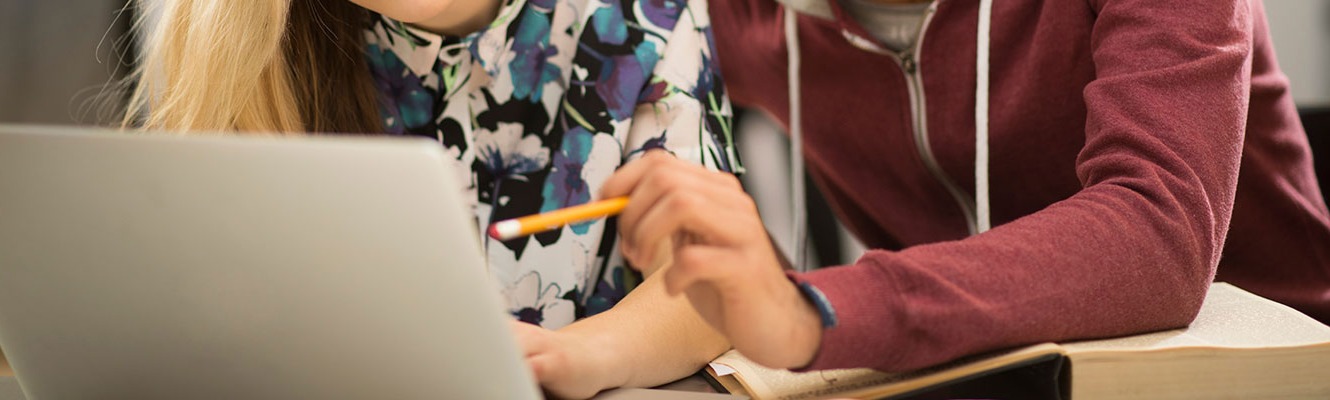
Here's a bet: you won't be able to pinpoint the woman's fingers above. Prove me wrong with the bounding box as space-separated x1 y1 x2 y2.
510 320 549 357
526 352 565 383
510 321 606 399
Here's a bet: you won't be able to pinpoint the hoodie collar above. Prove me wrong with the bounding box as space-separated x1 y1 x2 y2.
825 0 939 54
777 0 836 20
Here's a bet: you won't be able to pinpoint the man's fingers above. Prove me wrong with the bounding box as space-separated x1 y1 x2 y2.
627 189 751 268
600 150 675 199
615 155 729 249
616 164 708 257
622 172 755 265
623 190 695 267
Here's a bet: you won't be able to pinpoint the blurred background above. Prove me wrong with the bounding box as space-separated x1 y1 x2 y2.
0 0 1327 269
0 0 133 125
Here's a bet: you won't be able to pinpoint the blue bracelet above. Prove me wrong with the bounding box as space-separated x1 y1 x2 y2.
796 281 839 329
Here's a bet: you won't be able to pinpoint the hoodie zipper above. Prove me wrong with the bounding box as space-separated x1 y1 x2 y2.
841 5 979 235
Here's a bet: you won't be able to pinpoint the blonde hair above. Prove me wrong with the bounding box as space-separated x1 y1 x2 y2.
122 0 381 134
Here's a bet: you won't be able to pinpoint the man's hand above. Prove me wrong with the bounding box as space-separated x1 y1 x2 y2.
600 151 823 370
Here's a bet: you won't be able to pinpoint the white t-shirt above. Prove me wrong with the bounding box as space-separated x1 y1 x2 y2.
840 0 933 53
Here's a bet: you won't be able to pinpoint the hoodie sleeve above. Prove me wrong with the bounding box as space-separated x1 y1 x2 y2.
791 0 1253 371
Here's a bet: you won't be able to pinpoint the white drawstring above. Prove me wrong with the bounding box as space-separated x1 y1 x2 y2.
784 5 809 272
975 0 993 233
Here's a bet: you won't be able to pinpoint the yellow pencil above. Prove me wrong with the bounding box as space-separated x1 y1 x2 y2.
487 197 629 240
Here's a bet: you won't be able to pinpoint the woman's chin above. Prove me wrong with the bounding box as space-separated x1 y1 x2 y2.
347 0 456 25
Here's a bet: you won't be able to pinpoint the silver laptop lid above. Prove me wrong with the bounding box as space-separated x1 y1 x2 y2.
0 125 540 399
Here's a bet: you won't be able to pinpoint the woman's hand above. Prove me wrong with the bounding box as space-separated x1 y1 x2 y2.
510 320 627 399
510 246 732 398
600 151 824 370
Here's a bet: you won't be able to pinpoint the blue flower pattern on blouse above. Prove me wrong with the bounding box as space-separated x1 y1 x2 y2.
364 0 740 329
541 126 595 234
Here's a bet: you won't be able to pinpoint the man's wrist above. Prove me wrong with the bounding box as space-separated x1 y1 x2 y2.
783 278 827 369
795 281 839 329
781 271 842 369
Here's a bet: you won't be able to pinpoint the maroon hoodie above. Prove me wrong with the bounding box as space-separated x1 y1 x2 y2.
710 0 1330 371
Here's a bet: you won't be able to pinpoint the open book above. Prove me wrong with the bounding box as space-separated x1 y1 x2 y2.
706 283 1330 400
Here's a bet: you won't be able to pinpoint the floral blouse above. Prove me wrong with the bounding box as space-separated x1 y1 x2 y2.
364 0 741 329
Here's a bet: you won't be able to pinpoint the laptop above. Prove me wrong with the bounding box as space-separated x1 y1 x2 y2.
0 125 541 399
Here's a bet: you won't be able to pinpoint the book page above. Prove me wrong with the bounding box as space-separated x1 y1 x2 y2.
709 351 916 400
708 344 1062 400
1061 283 1330 353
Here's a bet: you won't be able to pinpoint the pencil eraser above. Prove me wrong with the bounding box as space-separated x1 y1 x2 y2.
489 220 522 241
